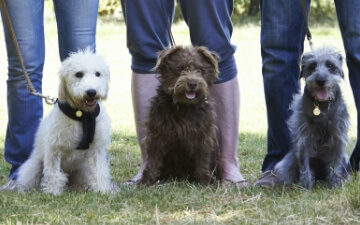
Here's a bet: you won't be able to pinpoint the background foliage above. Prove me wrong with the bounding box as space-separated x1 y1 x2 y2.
96 0 337 24
43 0 336 25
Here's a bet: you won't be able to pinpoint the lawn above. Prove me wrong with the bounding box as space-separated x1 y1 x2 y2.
0 12 359 224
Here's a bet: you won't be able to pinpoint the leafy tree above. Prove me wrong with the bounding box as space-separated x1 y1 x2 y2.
96 0 335 25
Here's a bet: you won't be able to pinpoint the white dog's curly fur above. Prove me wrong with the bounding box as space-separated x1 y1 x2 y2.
17 49 116 195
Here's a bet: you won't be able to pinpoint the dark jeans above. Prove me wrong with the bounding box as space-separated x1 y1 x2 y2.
121 0 238 84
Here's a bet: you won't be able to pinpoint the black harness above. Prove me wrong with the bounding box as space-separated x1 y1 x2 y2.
57 100 100 150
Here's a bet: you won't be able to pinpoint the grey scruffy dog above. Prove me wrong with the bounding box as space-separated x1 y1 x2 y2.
274 47 350 190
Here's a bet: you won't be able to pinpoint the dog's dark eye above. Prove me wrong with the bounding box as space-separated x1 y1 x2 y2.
309 62 317 72
195 69 202 74
326 61 335 70
95 72 101 77
75 72 84 78
176 67 183 72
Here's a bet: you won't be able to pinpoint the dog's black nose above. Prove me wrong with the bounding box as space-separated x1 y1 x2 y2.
188 81 198 89
86 89 97 98
316 79 326 86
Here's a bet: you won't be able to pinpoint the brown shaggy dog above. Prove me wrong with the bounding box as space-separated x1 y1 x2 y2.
139 46 223 185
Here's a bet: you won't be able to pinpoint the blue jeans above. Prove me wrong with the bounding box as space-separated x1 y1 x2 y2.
260 0 360 172
0 0 99 179
120 0 237 83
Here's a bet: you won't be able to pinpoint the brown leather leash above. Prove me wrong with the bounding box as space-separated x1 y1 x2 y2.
0 0 56 104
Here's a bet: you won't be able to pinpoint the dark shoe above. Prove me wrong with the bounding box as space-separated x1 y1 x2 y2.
0 179 17 191
253 170 282 188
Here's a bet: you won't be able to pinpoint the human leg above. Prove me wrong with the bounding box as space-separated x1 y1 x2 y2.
0 0 45 181
180 0 237 82
120 0 174 182
180 0 247 185
210 77 247 183
253 0 308 187
129 73 159 182
53 0 99 61
258 0 307 172
121 0 174 73
335 0 360 171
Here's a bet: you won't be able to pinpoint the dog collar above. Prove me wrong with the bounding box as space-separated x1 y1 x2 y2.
57 100 100 150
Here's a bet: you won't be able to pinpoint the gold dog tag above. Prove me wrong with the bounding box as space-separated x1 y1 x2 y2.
76 110 83 117
313 105 321 116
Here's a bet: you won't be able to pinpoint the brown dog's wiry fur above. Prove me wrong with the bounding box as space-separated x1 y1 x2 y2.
139 46 223 185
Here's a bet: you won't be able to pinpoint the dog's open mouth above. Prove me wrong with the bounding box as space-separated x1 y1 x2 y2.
85 99 98 106
315 87 329 101
185 92 196 100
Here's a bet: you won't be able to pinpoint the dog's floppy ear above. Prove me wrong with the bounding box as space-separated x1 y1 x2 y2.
336 52 343 62
300 65 305 79
300 52 313 79
57 59 73 102
195 46 220 78
57 77 69 102
336 53 345 79
152 46 184 73
59 54 76 79
195 46 219 68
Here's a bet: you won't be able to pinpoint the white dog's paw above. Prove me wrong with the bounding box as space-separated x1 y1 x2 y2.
41 180 66 195
41 172 68 195
42 186 64 196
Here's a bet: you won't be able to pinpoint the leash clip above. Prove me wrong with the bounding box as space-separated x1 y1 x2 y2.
45 96 57 105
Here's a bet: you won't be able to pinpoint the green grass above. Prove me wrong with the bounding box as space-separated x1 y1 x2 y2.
1 16 360 224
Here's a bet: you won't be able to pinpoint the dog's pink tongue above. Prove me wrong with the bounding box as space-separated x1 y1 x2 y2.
316 88 328 101
185 92 196 100
86 99 96 106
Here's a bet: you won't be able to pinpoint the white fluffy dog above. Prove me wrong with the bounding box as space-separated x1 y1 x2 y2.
17 49 117 195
